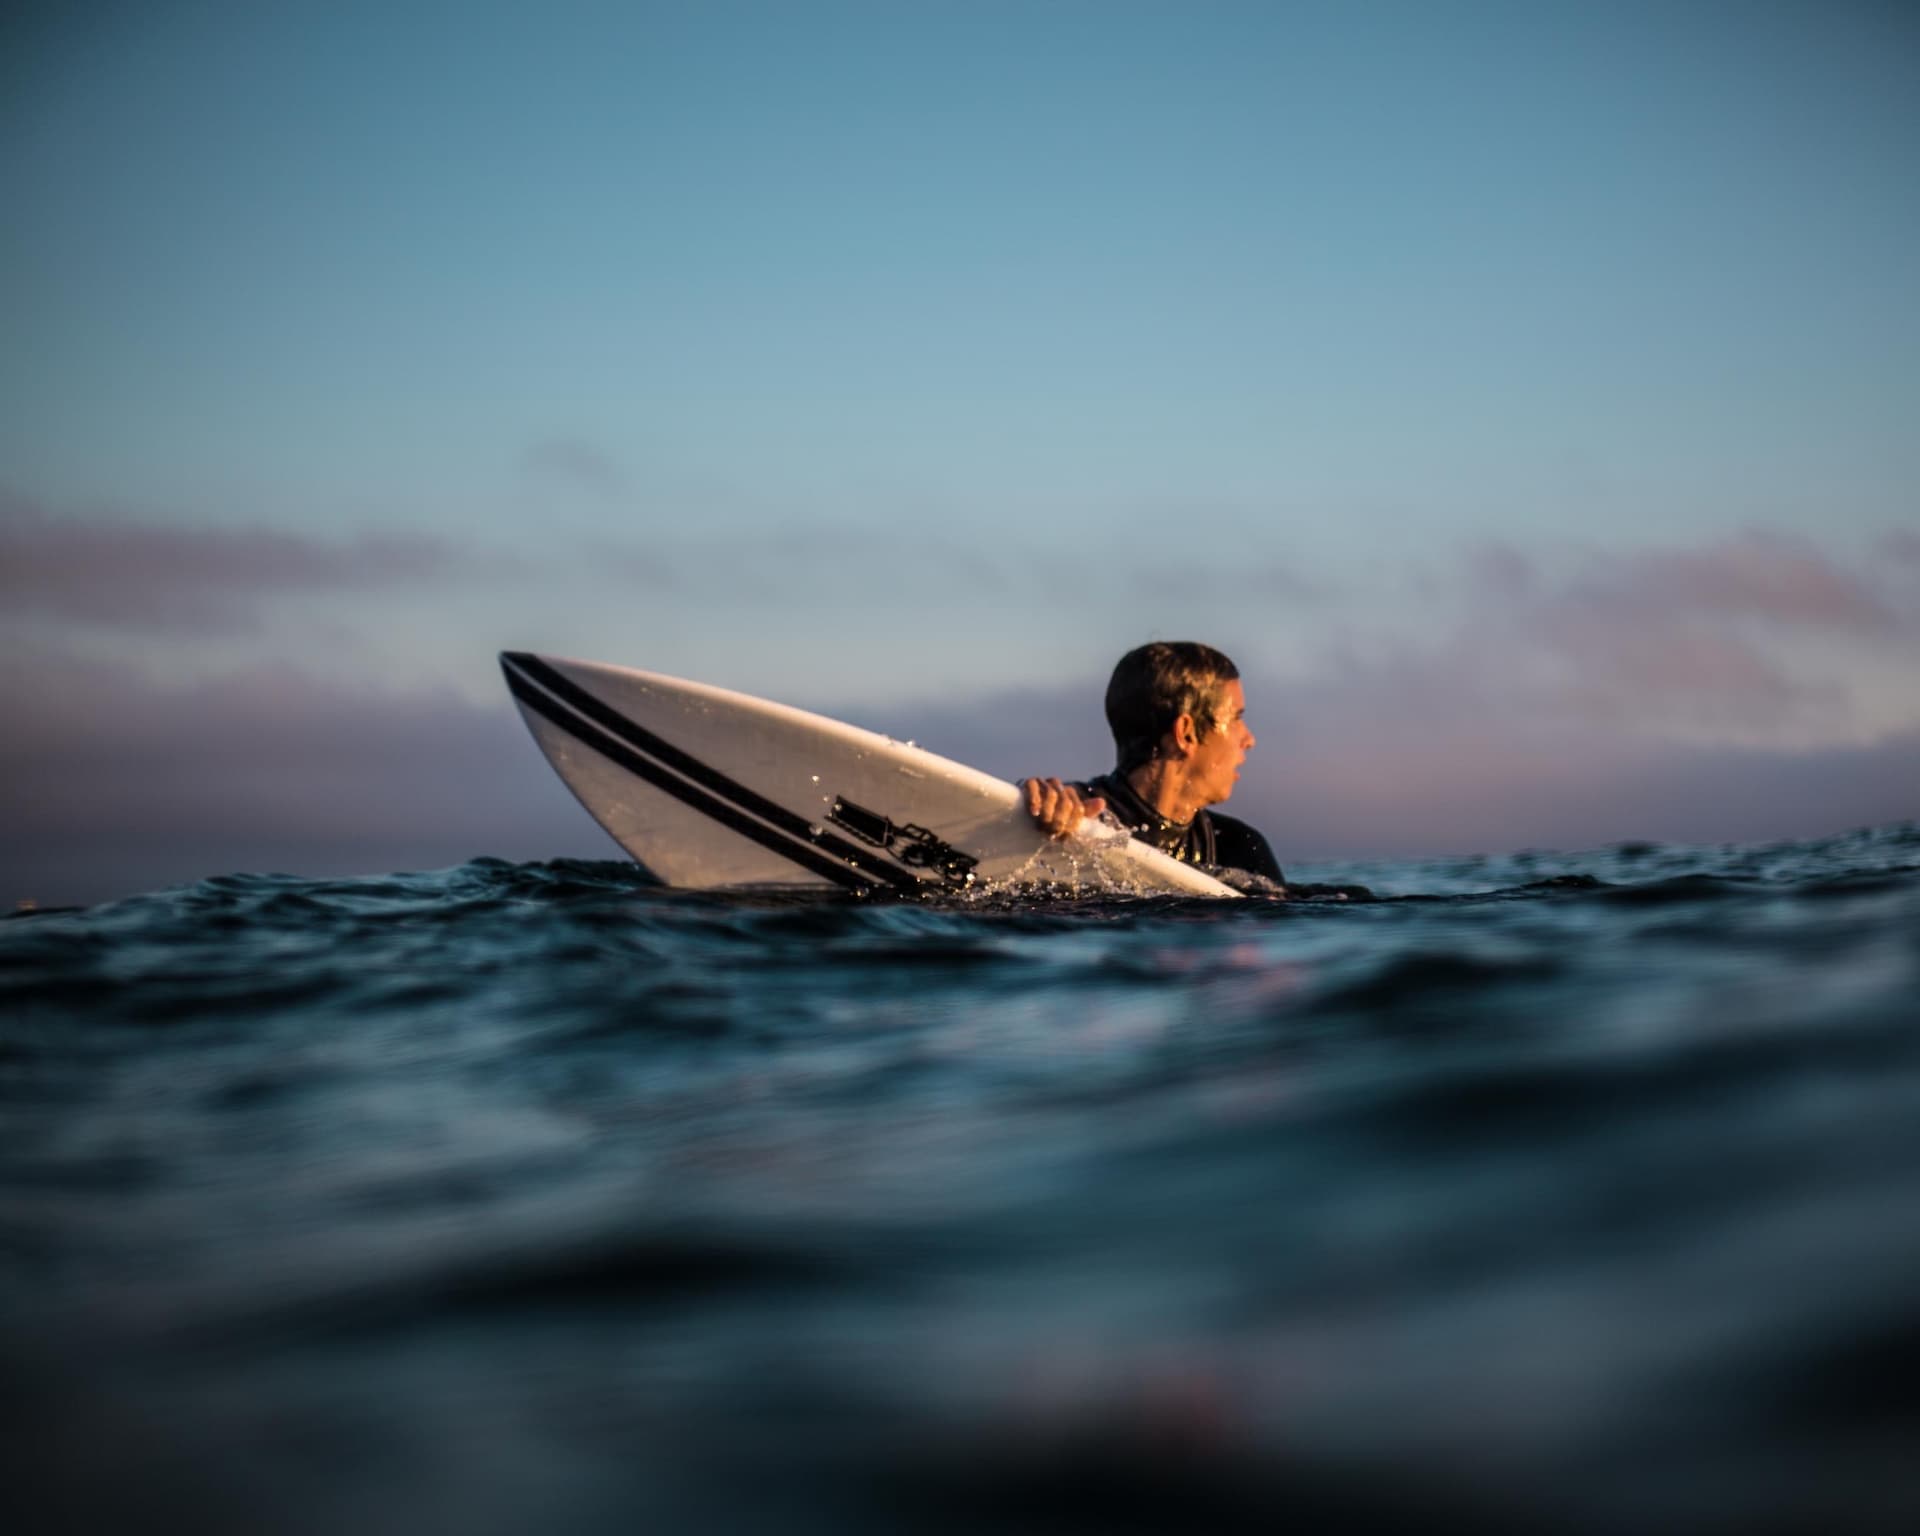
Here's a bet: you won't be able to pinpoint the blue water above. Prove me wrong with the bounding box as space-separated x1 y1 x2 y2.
4 826 1919 1533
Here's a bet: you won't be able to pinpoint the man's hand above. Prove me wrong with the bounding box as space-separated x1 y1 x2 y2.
1020 777 1107 839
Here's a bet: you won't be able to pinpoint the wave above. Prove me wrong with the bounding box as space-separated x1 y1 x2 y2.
3 821 1918 1533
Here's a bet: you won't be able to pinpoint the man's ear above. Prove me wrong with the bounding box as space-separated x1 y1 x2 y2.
1170 713 1199 756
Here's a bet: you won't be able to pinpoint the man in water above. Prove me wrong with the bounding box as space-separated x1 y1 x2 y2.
1022 641 1287 886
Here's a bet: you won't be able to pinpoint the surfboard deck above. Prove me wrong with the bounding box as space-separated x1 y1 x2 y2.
500 652 1240 899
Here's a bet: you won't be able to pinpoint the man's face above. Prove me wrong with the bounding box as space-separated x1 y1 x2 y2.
1188 679 1254 807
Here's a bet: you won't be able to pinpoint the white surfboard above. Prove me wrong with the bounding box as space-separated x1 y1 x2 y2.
500 652 1239 898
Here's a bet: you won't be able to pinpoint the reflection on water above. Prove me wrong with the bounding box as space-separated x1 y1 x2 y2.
4 825 1918 1532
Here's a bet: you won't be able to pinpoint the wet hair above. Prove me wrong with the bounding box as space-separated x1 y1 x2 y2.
1104 642 1240 772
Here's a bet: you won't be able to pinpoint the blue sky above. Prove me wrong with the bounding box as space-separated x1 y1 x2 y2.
3 2 1917 899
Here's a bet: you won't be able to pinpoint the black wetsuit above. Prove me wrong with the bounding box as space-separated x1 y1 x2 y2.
1079 771 1286 885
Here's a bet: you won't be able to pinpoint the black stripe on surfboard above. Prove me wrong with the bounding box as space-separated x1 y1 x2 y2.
504 652 923 893
502 658 878 892
501 652 923 894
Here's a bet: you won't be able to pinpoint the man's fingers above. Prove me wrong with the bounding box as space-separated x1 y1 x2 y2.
1024 779 1064 837
1024 778 1067 824
1022 778 1102 839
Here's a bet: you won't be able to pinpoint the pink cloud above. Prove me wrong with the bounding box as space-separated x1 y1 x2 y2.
0 647 605 904
522 436 630 500
0 491 472 635
580 539 678 590
1129 560 1325 604
1575 528 1895 631
1462 541 1536 601
584 523 1011 601
1427 528 1909 739
1240 714 1920 858
1528 602 1847 733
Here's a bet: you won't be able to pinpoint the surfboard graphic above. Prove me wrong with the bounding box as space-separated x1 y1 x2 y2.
501 652 1239 898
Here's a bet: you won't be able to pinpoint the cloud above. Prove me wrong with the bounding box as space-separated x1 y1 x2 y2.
0 648 606 904
1322 527 1918 844
1127 558 1324 604
843 525 1919 857
581 523 1012 601
4 523 1913 902
1236 665 1917 856
1577 529 1897 632
580 539 678 591
1463 541 1536 601
522 437 631 501
1444 529 1906 741
1525 602 1848 734
0 491 474 636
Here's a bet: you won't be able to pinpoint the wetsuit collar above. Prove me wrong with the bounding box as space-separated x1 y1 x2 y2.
1086 770 1218 867
1095 771 1191 834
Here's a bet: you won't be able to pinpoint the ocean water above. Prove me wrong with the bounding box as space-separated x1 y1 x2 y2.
4 825 1918 1534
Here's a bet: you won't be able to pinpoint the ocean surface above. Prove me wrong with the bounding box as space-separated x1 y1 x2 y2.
4 825 1918 1534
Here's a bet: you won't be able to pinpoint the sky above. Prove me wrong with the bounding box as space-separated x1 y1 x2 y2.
3 0 1917 903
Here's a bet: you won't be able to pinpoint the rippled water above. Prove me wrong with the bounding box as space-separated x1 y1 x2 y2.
5 826 1919 1533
